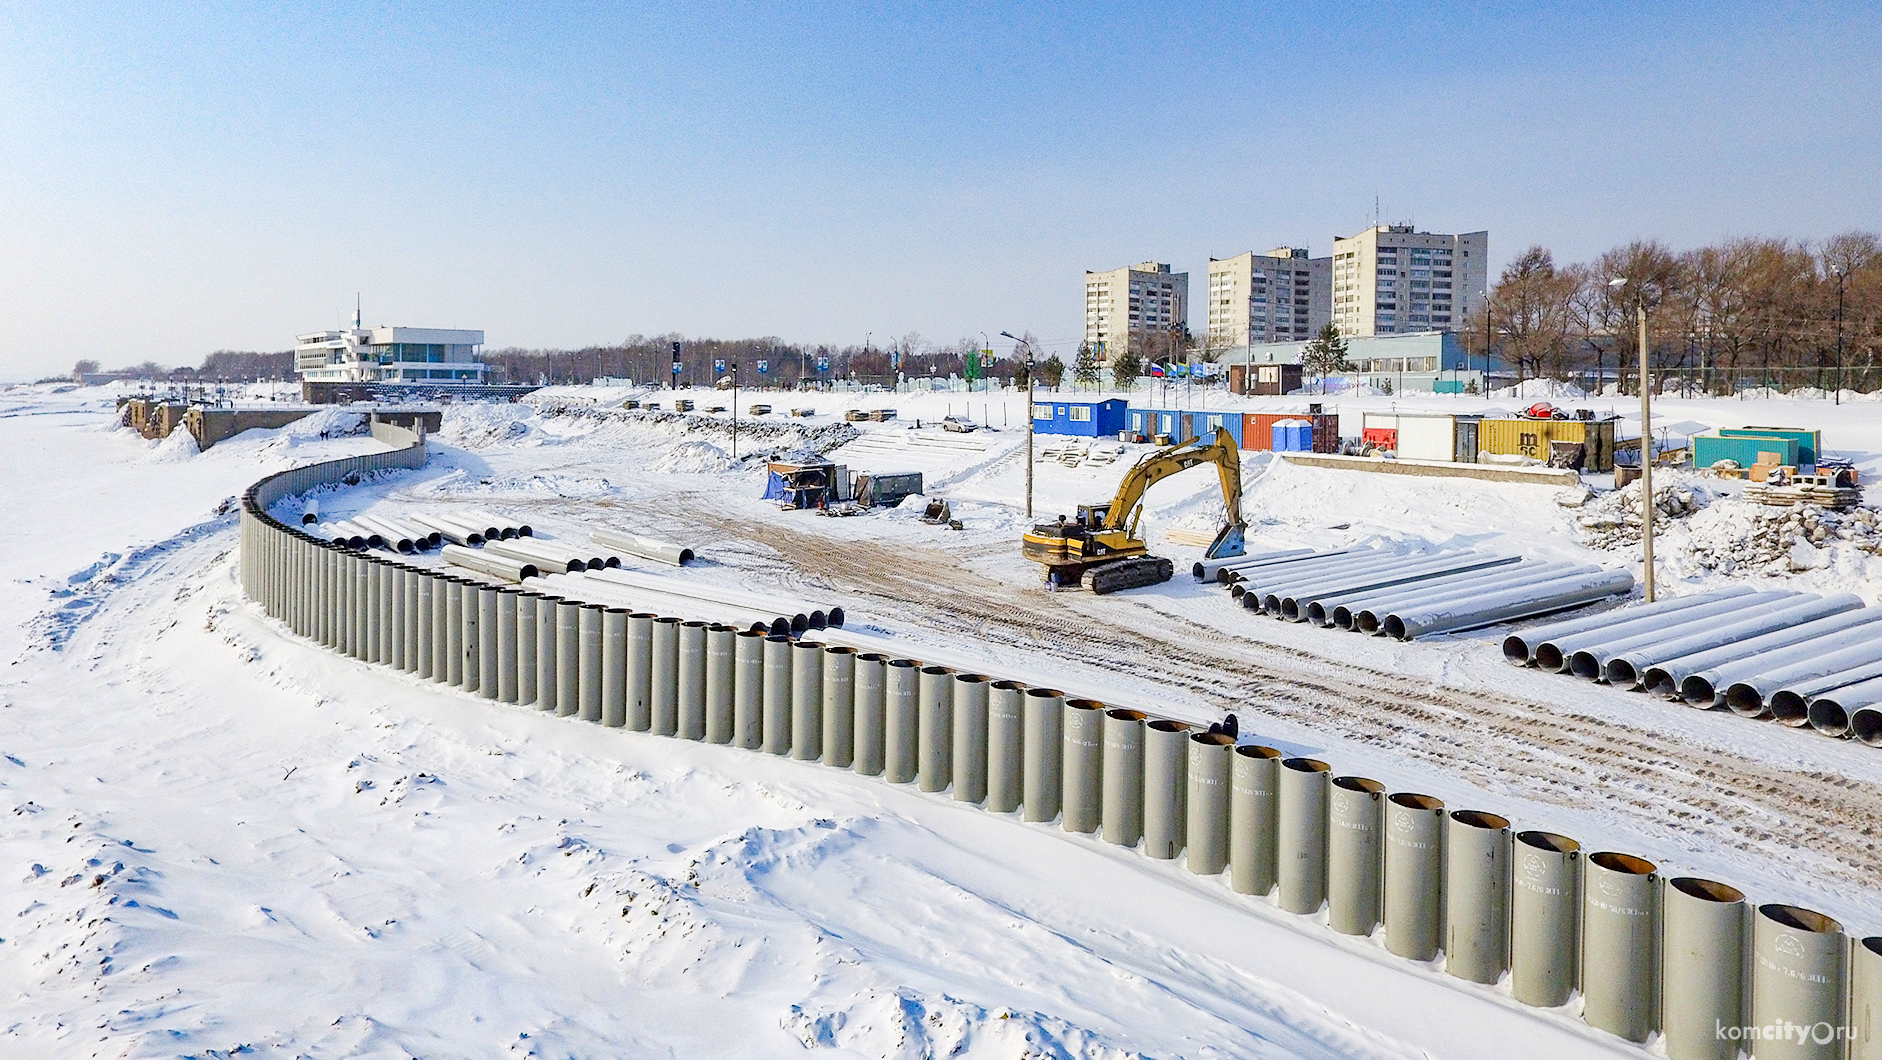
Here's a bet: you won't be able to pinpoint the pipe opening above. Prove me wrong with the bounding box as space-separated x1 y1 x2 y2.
1381 616 1406 639
1451 809 1510 830
682 619 708 628
763 633 793 643
604 606 628 615
1807 699 1849 736
678 548 696 564
1852 707 1882 746
826 645 857 657
1105 708 1146 722
1604 659 1639 686
1567 651 1601 680
1065 698 1105 712
1723 683 1764 716
793 640 823 651
955 673 990 684
1192 732 1234 747
1333 775 1384 794
1862 937 1882 958
766 618 790 636
1517 830 1580 854
827 606 845 628
655 616 682 626
1590 851 1655 875
1239 591 1260 609
1679 676 1719 707
856 651 886 662
921 665 954 676
1759 903 1841 934
808 610 827 629
1389 792 1443 812
992 679 1025 691
789 615 808 633
1235 744 1281 760
1642 668 1678 697
1148 719 1188 733
1769 693 1812 726
1670 877 1744 904
1283 757 1330 774
1501 635 1531 664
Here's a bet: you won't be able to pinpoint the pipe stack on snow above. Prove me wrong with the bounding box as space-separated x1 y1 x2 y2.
239 440 1882 1060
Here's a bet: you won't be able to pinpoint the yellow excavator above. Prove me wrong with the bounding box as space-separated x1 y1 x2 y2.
1022 426 1246 593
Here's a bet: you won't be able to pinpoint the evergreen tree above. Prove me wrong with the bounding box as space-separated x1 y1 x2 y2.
1073 342 1101 389
1038 354 1067 390
1109 347 1144 391
1302 323 1352 394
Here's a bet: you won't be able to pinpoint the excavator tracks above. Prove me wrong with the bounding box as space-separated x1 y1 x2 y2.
1083 556 1174 594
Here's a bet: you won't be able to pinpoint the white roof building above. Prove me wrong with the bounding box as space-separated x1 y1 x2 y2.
295 317 486 384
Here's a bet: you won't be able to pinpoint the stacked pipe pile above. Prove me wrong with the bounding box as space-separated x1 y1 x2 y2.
241 448 1882 1060
1505 586 1882 747
1198 546 1634 641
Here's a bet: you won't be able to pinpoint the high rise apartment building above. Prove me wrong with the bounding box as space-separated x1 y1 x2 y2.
1330 226 1488 337
1205 247 1331 349
1084 262 1188 362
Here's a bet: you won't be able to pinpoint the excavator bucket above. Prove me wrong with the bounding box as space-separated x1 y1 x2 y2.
920 498 952 525
1204 522 1246 560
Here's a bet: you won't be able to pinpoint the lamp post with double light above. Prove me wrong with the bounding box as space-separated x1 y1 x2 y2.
1000 330 1035 519
1610 276 1655 602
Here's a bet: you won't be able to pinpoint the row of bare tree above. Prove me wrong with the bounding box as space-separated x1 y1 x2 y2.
480 332 1032 389
1461 231 1881 394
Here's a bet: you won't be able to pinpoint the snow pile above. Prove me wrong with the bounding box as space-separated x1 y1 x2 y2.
1574 473 1718 550
141 426 201 462
653 439 733 474
436 403 535 448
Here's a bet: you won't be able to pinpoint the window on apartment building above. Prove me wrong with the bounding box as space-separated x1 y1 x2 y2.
1378 267 1397 276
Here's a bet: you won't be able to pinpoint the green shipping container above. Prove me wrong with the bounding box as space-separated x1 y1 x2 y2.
1718 427 1819 468
1692 434 1798 470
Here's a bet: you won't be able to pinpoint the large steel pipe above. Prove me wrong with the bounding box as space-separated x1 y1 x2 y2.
1661 877 1747 1060
1502 585 1756 664
987 680 1025 813
1801 675 1882 741
1446 810 1512 985
705 624 736 744
1244 551 1436 612
600 607 628 725
1606 594 1864 689
1230 745 1281 896
917 666 955 793
1384 792 1445 961
762 634 794 755
821 645 856 767
885 659 920 783
1546 589 1798 674
496 589 519 703
554 599 580 716
1186 732 1233 875
1216 545 1370 586
1648 607 1882 702
1276 757 1330 915
483 538 587 573
410 512 485 546
1022 687 1064 823
1748 652 1882 725
1510 830 1581 1008
651 617 681 736
733 629 765 750
1328 775 1384 936
577 604 604 719
678 621 709 740
852 653 888 775
590 527 696 567
791 639 824 761
591 568 839 630
1142 719 1189 859
1752 903 1846 1060
1101 709 1146 848
626 612 655 731
458 580 481 685
1191 547 1315 581
1276 552 1523 621
1256 549 1481 612
1061 699 1105 834
1320 559 1558 629
1384 568 1638 641
952 673 990 804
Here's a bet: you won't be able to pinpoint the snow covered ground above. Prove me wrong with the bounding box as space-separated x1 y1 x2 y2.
4 381 1880 1058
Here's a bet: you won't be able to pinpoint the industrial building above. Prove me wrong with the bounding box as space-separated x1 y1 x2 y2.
1219 331 1488 394
1205 247 1331 349
1330 225 1488 337
1084 262 1189 363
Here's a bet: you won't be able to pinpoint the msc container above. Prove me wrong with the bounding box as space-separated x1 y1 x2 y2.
1478 418 1619 471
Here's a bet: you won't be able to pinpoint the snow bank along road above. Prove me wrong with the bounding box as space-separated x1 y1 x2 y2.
0 386 1874 1059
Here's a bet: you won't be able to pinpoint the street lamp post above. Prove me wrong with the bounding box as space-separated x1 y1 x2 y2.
1832 265 1847 405
731 363 739 461
1000 330 1034 519
1610 276 1655 602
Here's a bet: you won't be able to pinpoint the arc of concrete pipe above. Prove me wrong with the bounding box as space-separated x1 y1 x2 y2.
1752 903 1846 1060
1661 877 1747 1060
852 653 888 776
600 607 628 725
1217 545 1374 585
515 592 538 704
1446 810 1512 985
1142 719 1190 860
651 616 682 736
1328 776 1385 936
1191 547 1317 581
409 512 485 546
442 544 538 583
1383 567 1638 641
554 599 580 716
1230 745 1282 897
885 659 921 782
484 539 587 573
822 645 856 767
591 527 696 567
1272 552 1521 620
1853 936 1882 1060
1647 607 1882 703
1318 559 1559 629
445 578 466 686
1727 641 1882 720
917 666 956 793
1605 594 1865 689
1583 852 1659 1041
577 603 605 719
733 629 765 750
987 680 1026 814
1276 757 1331 915
1243 552 1434 611
626 612 655 730
1185 732 1233 875
479 587 503 700
1557 590 1807 679
533 595 560 708
1510 830 1581 1008
1501 585 1757 666
762 634 794 755
495 588 519 701
1061 699 1105 834
678 620 709 740
1384 792 1445 961
1021 688 1064 823
705 624 737 744
952 673 990 803
1101 709 1146 848
416 570 435 679
791 639 824 761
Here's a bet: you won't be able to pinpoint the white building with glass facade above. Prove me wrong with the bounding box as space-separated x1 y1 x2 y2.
1330 226 1487 337
295 323 487 384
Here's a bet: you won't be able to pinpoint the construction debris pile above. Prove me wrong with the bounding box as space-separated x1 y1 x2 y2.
1682 501 1882 573
1573 476 1715 551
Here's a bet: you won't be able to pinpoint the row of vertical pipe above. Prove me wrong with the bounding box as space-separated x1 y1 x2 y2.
241 449 1882 1060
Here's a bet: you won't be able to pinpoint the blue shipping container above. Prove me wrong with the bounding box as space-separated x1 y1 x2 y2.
1035 398 1129 437
1184 411 1243 448
1692 434 1798 469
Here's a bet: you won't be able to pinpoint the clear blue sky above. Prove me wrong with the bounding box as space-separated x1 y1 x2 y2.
2 1 1876 378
